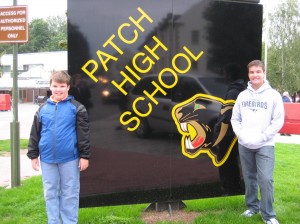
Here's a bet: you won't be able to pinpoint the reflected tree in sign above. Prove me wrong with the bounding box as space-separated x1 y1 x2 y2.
203 1 263 76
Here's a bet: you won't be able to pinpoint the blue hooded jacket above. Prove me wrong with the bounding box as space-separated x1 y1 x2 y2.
27 96 90 163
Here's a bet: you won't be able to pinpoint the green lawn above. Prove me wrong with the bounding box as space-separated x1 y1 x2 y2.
0 139 28 155
0 143 299 224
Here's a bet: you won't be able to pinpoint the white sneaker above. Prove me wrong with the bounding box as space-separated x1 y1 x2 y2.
263 218 280 224
241 209 259 217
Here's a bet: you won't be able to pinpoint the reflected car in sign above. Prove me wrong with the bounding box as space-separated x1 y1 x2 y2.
99 76 120 103
126 74 228 138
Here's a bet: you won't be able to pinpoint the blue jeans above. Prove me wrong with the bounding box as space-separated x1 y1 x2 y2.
41 159 80 224
238 144 276 220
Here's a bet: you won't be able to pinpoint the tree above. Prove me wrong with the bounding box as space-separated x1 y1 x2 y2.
19 18 51 52
45 15 67 51
0 42 12 56
266 0 300 94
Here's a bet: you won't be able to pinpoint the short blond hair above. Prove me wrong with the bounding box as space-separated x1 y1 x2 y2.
50 70 71 85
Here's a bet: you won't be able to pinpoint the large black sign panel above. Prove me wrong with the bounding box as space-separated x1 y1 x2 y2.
67 0 263 207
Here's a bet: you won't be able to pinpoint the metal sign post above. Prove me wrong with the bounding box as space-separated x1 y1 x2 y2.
0 2 28 187
10 41 20 187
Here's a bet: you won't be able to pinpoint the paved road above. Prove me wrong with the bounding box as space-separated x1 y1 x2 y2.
0 102 39 140
1 103 299 188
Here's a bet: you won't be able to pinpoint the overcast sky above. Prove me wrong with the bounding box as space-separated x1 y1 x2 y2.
0 0 67 21
260 0 282 13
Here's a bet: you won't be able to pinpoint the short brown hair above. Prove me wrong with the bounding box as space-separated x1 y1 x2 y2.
247 60 265 72
50 70 71 85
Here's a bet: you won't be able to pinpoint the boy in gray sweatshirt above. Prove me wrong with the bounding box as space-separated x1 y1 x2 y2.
231 60 284 224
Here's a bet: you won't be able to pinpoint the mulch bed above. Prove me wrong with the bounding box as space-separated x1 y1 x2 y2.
142 210 201 224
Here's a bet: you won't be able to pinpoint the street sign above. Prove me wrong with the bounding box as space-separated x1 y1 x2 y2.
0 5 28 43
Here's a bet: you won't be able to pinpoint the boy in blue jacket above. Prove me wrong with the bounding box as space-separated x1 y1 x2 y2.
27 70 91 224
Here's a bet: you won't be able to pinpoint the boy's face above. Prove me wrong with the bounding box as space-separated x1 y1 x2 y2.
248 65 265 90
50 81 70 102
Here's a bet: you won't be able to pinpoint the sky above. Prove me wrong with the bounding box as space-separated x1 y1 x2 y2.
0 0 282 21
260 0 282 13
0 0 67 21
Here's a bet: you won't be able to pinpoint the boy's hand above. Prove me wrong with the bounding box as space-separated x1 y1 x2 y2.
31 158 40 171
79 158 89 171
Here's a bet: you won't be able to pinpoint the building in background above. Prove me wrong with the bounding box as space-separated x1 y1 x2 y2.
0 51 67 103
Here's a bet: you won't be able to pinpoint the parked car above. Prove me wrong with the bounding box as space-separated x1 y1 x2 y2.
126 74 229 138
35 96 47 105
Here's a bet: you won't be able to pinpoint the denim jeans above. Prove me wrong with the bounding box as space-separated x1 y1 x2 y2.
238 144 276 220
41 159 80 224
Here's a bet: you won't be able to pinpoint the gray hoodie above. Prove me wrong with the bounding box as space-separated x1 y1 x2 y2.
231 80 284 149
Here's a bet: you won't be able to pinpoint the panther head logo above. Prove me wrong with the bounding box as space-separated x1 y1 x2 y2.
172 93 237 167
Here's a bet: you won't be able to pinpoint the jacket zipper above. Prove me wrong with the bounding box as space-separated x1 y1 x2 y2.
54 103 58 161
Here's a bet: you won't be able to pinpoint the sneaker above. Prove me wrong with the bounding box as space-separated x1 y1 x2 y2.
263 218 279 224
241 209 259 217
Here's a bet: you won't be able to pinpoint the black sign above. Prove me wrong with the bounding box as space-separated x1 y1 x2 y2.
67 0 263 207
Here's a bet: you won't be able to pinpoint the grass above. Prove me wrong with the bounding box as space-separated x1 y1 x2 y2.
0 143 299 224
0 139 29 154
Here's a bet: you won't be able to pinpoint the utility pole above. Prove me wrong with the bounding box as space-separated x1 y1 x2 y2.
263 1 269 76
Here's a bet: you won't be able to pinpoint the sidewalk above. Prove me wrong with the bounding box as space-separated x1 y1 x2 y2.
1 103 300 188
274 133 300 144
0 150 41 188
